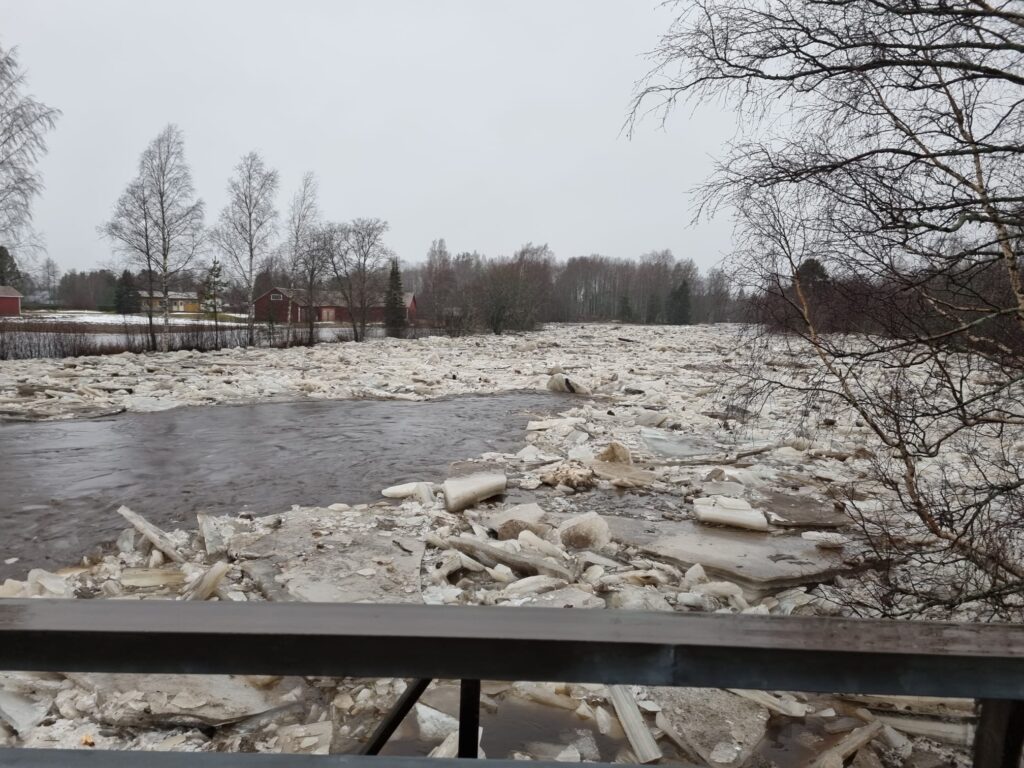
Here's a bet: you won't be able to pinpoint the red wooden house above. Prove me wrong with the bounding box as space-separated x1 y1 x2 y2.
0 286 22 317
253 287 417 325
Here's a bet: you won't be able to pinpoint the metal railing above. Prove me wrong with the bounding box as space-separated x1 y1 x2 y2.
0 600 1022 766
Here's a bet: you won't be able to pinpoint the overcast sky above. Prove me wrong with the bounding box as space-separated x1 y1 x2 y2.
2 0 735 272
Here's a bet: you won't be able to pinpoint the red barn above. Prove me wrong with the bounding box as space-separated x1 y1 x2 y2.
253 287 417 325
0 286 22 317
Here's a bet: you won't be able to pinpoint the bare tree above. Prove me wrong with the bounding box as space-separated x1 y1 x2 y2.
39 257 59 303
634 0 1024 617
137 124 205 351
102 178 160 350
0 44 59 253
421 238 454 326
212 151 279 345
474 243 555 334
283 172 320 344
297 222 335 345
330 218 391 341
406 250 480 335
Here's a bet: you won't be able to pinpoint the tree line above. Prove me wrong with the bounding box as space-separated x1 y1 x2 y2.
250 237 747 337
12 230 748 338
399 240 743 334
2 40 745 349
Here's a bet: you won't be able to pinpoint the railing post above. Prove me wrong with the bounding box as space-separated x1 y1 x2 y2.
458 679 481 758
974 699 1024 768
360 678 432 756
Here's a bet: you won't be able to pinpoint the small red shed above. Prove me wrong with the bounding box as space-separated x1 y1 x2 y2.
0 286 22 317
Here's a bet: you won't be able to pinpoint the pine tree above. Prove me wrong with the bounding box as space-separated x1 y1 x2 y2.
667 280 691 325
113 270 140 315
384 258 407 338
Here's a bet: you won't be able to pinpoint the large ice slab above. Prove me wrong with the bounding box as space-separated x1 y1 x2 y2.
607 516 847 593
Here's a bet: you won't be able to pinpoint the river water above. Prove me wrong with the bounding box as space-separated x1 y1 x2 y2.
0 392 557 578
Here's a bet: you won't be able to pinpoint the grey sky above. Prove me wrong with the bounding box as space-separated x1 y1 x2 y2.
2 0 734 273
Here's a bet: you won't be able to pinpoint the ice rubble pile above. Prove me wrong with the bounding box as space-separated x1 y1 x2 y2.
0 472 970 765
0 324 978 765
0 324 836 421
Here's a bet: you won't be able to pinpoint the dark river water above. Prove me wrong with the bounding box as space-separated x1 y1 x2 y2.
0 392 558 578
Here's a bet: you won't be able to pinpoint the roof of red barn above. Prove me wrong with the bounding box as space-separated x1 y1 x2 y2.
0 286 23 298
261 287 414 309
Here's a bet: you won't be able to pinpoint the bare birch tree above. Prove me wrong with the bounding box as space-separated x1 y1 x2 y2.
212 151 279 345
137 124 204 351
330 218 391 341
633 0 1024 617
297 222 335 345
101 178 160 350
422 238 453 326
284 172 320 343
0 44 59 253
39 257 59 303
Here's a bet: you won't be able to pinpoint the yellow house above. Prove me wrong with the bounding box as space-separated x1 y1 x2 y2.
138 290 202 314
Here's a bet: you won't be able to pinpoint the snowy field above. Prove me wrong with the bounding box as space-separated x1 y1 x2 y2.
12 311 247 326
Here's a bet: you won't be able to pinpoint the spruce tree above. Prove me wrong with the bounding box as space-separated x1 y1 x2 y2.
794 258 828 286
201 260 226 319
113 270 140 314
667 280 691 325
384 258 407 338
0 245 22 289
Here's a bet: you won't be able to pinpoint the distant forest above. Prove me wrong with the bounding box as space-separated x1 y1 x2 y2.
10 239 747 333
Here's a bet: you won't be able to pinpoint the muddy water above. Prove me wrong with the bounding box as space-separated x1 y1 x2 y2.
379 686 814 765
0 392 558 578
382 698 629 761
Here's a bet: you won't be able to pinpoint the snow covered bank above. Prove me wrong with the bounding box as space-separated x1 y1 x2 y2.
14 311 246 326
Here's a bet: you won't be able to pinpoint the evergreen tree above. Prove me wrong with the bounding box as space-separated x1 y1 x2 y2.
201 259 227 346
384 258 407 338
794 258 828 286
618 294 634 323
667 280 691 325
793 258 829 316
201 259 226 318
0 245 22 289
113 270 140 314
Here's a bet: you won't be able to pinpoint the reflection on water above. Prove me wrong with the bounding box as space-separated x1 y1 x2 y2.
0 392 556 578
